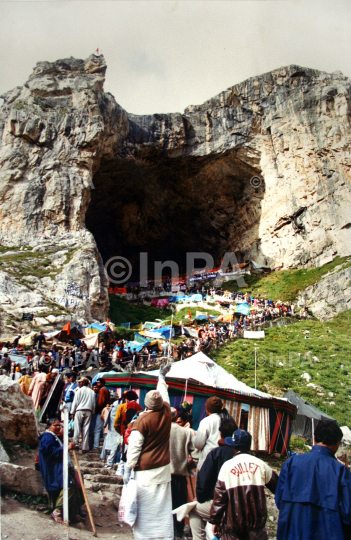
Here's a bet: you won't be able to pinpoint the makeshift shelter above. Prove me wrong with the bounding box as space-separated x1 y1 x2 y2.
169 294 203 303
234 303 251 316
56 325 84 342
95 352 296 454
284 390 336 444
84 323 111 335
18 331 39 346
81 333 99 349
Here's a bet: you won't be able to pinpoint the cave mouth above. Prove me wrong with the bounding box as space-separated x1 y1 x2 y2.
85 147 264 282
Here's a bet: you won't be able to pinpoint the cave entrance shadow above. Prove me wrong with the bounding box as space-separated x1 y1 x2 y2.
85 148 265 281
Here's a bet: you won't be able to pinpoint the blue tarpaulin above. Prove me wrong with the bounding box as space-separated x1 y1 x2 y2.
147 326 174 339
235 303 251 316
169 294 203 303
85 323 111 333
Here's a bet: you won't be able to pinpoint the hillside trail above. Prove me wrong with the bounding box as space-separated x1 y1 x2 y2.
1 445 134 540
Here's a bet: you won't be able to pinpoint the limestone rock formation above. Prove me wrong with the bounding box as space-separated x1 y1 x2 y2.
0 55 122 323
0 376 38 447
1 55 351 323
297 260 351 320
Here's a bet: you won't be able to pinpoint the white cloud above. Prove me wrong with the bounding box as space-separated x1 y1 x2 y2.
0 0 350 114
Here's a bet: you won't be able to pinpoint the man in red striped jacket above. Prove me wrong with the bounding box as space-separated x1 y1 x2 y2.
209 430 278 540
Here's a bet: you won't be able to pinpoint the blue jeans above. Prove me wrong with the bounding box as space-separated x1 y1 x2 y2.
93 414 104 449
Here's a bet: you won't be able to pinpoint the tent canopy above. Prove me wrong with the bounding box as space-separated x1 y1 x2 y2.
284 390 335 444
284 390 335 421
147 352 270 399
85 323 111 335
81 333 99 349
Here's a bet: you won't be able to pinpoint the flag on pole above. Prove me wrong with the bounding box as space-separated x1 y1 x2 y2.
105 318 110 333
62 321 70 334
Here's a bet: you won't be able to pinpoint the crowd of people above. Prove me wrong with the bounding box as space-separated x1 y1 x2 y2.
32 365 351 540
0 281 311 382
2 331 350 540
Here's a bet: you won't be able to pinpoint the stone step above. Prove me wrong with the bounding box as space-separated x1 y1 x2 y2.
77 453 102 461
88 482 123 495
81 467 116 477
78 461 106 469
86 474 123 485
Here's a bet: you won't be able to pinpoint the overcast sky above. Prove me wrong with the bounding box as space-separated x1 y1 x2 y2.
0 0 350 115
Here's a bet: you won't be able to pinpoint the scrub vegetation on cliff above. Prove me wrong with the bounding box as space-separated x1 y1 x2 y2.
222 256 351 303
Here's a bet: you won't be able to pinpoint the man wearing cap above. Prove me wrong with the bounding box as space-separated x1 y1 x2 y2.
126 365 173 540
194 396 226 471
210 429 278 540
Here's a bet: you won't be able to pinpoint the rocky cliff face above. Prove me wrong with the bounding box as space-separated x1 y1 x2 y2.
1 55 351 324
0 55 128 324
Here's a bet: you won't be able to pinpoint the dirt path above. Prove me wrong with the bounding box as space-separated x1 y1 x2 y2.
1 495 134 540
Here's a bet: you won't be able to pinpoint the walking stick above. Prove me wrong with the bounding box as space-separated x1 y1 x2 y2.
72 450 97 537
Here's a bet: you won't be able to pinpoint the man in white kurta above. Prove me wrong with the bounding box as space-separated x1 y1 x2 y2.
127 369 173 540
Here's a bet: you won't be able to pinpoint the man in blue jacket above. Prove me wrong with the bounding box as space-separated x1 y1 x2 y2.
39 419 84 524
275 419 351 540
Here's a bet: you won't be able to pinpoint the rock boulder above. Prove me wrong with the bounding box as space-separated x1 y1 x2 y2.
0 462 44 496
0 376 38 447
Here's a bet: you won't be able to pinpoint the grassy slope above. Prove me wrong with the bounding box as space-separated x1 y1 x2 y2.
108 295 172 325
212 311 351 426
222 256 351 303
109 258 351 427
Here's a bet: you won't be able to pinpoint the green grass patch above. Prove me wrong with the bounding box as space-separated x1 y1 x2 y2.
211 309 351 426
289 436 309 452
222 256 351 302
109 295 172 326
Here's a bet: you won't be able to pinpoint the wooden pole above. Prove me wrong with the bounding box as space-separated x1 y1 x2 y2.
72 449 97 537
